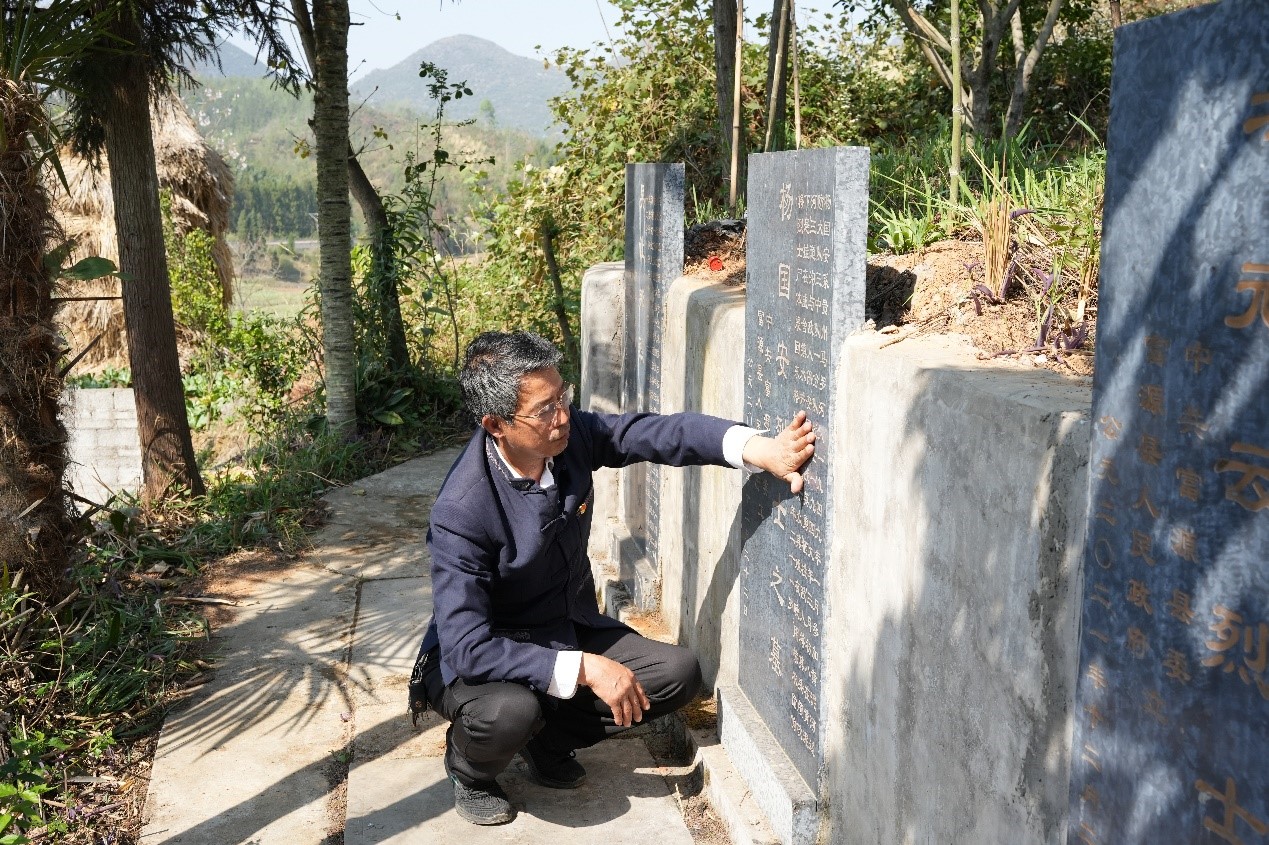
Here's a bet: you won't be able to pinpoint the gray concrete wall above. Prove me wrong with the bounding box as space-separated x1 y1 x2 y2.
657 276 746 690
580 262 631 610
64 387 142 505
824 334 1089 844
582 263 1094 843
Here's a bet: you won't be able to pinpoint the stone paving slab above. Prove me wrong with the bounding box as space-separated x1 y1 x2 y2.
345 723 696 845
141 559 355 844
347 577 430 705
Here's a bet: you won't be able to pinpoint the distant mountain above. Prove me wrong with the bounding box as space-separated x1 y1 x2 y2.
191 40 271 80
351 35 569 135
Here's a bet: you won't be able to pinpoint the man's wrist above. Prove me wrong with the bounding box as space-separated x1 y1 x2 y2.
723 425 764 473
547 650 583 698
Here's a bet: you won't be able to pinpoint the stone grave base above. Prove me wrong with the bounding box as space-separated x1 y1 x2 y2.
717 684 818 845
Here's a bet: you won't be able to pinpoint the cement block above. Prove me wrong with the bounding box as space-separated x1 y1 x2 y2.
581 261 1093 844
823 333 1090 845
581 261 627 604
657 274 747 690
580 260 625 415
63 387 142 504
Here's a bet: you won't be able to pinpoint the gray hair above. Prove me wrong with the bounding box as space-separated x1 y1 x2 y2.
460 331 563 423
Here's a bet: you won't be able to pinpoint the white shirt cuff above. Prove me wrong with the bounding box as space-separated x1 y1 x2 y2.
723 425 765 473
547 650 583 698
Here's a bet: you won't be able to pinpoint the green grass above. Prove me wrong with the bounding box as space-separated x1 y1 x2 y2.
233 275 313 320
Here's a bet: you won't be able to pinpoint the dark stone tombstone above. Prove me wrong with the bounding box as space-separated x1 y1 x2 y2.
1067 3 1268 843
621 163 685 581
738 147 868 788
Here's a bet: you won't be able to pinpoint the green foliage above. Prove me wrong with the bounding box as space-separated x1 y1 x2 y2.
0 727 66 844
0 551 201 841
184 422 386 554
185 309 309 435
232 170 316 240
842 0 1114 143
65 366 130 389
162 191 223 334
157 189 310 434
464 0 730 372
181 76 551 241
345 61 488 437
794 21 944 147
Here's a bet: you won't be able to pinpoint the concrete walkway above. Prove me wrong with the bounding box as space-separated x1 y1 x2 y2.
139 449 705 844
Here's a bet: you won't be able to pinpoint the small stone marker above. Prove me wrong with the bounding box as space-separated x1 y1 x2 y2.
738 147 868 788
1067 3 1268 843
621 163 685 571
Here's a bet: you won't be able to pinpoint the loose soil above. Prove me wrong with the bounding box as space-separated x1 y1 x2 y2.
683 223 1094 379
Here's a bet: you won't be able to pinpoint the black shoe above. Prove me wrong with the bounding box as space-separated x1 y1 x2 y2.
450 776 516 825
520 739 587 789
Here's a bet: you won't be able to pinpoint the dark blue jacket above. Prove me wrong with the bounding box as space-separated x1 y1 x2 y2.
420 408 735 690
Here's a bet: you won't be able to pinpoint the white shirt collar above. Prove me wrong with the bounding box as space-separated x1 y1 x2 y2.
492 441 556 489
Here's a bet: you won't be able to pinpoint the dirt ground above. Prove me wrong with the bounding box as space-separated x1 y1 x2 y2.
684 223 1095 379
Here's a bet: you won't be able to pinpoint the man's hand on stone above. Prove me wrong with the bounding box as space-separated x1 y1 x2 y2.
579 653 650 727
742 410 816 494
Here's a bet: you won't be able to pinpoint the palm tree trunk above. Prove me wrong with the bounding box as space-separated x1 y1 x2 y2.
100 10 204 500
0 83 74 597
294 0 408 376
312 0 356 434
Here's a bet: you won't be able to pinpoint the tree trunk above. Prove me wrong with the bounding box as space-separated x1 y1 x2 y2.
539 221 578 368
713 0 737 179
728 0 746 207
763 0 791 152
100 10 204 500
294 0 410 378
1004 0 1067 139
312 0 356 434
0 84 74 597
348 149 410 373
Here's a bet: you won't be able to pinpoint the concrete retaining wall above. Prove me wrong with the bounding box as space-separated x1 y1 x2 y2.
581 265 1092 843
64 388 142 505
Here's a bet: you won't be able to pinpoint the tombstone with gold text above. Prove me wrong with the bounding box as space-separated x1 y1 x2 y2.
1067 3 1268 842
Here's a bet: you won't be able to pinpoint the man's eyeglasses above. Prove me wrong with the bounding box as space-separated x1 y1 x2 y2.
510 383 574 424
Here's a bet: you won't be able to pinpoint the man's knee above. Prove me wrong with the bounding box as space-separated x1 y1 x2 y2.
653 645 703 709
457 683 545 747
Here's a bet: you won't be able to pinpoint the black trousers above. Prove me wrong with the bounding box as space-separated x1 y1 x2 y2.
421 626 702 786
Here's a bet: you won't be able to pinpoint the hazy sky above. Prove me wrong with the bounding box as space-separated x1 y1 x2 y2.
338 0 843 79
345 0 623 78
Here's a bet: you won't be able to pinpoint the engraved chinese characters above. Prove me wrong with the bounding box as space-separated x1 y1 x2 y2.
738 148 868 787
621 163 685 566
1068 4 1268 843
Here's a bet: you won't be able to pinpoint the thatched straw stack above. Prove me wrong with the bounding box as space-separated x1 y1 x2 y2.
53 90 236 373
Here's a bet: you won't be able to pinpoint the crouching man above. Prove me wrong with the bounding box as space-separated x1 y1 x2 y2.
410 331 814 825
